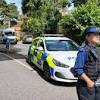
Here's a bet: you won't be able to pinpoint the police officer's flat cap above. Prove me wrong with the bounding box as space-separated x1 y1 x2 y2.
84 26 100 37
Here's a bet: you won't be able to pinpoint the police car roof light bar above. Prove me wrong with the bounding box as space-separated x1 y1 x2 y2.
41 34 64 37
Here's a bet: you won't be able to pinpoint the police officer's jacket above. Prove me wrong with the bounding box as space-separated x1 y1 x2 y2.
84 46 100 81
74 45 100 81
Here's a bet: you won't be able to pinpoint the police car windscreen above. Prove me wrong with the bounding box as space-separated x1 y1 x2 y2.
45 40 78 51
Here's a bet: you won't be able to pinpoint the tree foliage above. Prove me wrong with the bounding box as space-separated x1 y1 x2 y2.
59 0 100 43
22 0 30 15
6 4 19 19
22 0 68 34
0 0 7 8
0 0 19 28
0 0 19 18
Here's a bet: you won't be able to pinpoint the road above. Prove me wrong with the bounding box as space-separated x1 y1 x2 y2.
0 42 78 100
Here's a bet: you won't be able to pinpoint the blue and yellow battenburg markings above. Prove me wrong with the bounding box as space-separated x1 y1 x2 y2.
31 47 56 76
49 68 54 76
41 52 48 60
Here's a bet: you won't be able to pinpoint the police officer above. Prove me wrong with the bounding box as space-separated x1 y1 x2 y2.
74 25 100 100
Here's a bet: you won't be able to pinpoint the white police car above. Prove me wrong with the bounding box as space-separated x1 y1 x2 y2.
27 34 78 82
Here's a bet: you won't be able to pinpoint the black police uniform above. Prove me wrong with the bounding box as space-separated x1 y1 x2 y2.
77 45 100 100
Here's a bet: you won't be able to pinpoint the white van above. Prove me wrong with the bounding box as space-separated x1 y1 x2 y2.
2 28 17 44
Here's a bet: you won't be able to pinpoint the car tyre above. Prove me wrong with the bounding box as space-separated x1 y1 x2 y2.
43 62 51 81
15 41 17 44
26 52 33 65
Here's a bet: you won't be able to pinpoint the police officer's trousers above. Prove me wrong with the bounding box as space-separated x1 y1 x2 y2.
77 80 100 100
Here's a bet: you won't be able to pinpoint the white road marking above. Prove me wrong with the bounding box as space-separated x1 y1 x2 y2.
0 52 36 71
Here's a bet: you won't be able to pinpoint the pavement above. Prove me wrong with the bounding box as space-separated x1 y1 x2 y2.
0 41 78 100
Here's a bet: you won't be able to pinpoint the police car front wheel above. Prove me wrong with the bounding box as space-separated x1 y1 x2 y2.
26 52 33 65
43 63 51 81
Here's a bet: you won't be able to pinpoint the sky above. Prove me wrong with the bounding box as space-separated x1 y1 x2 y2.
5 0 22 14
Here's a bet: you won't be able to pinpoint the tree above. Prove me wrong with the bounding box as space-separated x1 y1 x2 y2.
6 4 19 19
22 0 30 15
59 0 100 43
0 0 7 16
22 0 51 33
0 0 19 19
0 0 19 28
0 0 7 8
22 0 68 34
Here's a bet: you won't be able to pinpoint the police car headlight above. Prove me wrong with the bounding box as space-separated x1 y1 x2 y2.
53 59 69 68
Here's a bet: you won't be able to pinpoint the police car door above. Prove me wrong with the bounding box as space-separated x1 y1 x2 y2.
30 39 39 65
36 39 44 70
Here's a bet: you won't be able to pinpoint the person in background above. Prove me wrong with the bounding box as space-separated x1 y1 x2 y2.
5 37 11 50
74 26 100 100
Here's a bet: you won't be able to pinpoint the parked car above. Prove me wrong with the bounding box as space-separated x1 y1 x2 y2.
2 28 17 44
22 35 33 44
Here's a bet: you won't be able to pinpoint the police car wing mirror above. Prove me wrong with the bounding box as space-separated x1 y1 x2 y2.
36 46 43 51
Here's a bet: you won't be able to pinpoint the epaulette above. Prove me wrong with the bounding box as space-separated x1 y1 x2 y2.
78 46 86 52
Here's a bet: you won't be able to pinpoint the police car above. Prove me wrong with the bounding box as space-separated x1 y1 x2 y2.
27 34 78 82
